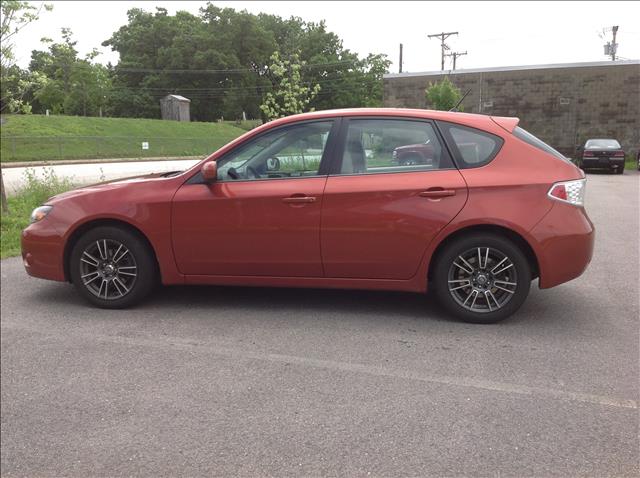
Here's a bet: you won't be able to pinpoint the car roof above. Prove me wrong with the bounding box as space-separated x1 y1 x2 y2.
262 108 520 133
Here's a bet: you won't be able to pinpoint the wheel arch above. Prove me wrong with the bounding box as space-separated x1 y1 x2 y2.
426 224 540 283
63 218 160 283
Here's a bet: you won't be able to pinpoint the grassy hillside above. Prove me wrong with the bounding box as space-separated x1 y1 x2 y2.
0 115 247 162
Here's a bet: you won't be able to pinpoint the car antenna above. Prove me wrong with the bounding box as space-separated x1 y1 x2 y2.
449 88 471 112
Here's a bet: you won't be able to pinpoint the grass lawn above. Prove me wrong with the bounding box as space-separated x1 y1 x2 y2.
625 157 638 170
1 169 74 258
0 114 247 162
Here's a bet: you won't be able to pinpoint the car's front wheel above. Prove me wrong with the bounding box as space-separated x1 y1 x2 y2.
433 233 531 323
70 226 157 308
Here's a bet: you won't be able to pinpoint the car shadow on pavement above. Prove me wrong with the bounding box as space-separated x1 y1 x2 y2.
26 278 574 329
149 284 454 321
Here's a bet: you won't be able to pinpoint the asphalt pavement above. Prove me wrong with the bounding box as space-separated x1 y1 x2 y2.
1 171 638 477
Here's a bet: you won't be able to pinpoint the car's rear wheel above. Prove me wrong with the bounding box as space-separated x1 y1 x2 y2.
433 233 531 323
70 226 156 308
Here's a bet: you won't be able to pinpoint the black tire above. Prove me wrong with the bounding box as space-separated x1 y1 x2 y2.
399 154 423 166
616 167 624 175
432 233 531 324
69 226 157 309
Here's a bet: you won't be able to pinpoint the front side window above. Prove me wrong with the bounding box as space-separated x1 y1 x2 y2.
439 122 504 168
338 119 454 175
216 121 333 181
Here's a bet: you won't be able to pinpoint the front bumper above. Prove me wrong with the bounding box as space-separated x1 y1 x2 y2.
21 220 66 282
530 201 594 289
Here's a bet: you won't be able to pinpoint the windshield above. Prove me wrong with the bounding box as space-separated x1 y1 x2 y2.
585 139 621 149
512 126 568 162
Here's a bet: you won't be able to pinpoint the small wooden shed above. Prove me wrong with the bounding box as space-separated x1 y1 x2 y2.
160 94 191 122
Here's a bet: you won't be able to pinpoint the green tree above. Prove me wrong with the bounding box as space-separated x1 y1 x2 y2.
0 0 51 214
260 51 320 121
101 5 391 121
0 0 52 113
425 77 463 111
29 30 113 116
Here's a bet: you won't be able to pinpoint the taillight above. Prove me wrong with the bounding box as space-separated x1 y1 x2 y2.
548 179 586 206
583 151 595 158
613 151 625 157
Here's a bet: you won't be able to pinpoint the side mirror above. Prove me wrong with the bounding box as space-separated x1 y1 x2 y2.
202 161 217 182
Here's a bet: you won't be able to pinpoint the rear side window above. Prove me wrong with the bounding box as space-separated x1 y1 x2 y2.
513 126 569 161
437 122 503 168
337 118 454 175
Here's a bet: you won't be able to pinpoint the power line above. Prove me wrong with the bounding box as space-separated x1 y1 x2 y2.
427 31 458 71
113 59 360 74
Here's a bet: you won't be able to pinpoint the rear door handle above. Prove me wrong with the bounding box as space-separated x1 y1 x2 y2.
418 189 456 198
282 195 316 204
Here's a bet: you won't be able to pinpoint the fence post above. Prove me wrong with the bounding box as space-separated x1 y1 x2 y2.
11 137 16 159
1 165 8 213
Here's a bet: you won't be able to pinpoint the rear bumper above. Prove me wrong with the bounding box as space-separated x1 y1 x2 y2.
21 220 66 282
530 202 594 289
581 158 625 169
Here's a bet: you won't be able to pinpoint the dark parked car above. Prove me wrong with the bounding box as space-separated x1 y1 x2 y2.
392 141 435 166
576 138 626 174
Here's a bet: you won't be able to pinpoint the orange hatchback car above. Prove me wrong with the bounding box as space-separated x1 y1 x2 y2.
22 109 594 323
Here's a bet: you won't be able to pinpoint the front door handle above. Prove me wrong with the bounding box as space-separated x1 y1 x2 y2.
418 188 456 199
282 195 316 204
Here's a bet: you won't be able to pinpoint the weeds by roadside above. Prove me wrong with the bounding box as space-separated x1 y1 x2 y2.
0 168 74 258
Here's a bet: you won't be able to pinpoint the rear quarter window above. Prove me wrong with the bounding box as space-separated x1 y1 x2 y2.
437 121 504 168
513 126 569 162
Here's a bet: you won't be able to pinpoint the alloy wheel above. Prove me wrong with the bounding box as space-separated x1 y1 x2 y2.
447 247 518 313
79 239 138 300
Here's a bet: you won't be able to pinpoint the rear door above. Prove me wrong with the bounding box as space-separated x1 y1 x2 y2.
320 117 468 280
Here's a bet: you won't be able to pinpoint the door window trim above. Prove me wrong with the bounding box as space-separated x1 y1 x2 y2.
327 116 457 177
186 118 342 185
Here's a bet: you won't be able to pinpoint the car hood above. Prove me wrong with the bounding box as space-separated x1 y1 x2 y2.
45 172 174 204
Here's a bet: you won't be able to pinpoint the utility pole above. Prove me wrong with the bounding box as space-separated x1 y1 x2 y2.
603 26 619 61
445 51 467 70
428 31 458 70
399 43 403 73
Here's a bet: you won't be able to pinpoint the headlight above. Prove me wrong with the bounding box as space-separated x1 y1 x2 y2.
30 205 53 223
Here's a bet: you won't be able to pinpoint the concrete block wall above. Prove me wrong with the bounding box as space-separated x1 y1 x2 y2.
383 61 640 158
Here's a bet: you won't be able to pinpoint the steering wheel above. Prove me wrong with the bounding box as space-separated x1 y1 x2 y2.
245 166 260 180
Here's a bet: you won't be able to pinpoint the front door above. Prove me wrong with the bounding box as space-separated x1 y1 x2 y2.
172 120 336 277
321 117 468 280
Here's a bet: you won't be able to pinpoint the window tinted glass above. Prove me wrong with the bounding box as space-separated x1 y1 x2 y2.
513 126 568 161
439 122 503 168
585 139 621 149
338 119 453 175
216 121 333 181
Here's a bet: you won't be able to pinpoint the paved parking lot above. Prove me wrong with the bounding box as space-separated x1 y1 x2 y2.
1 172 638 477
